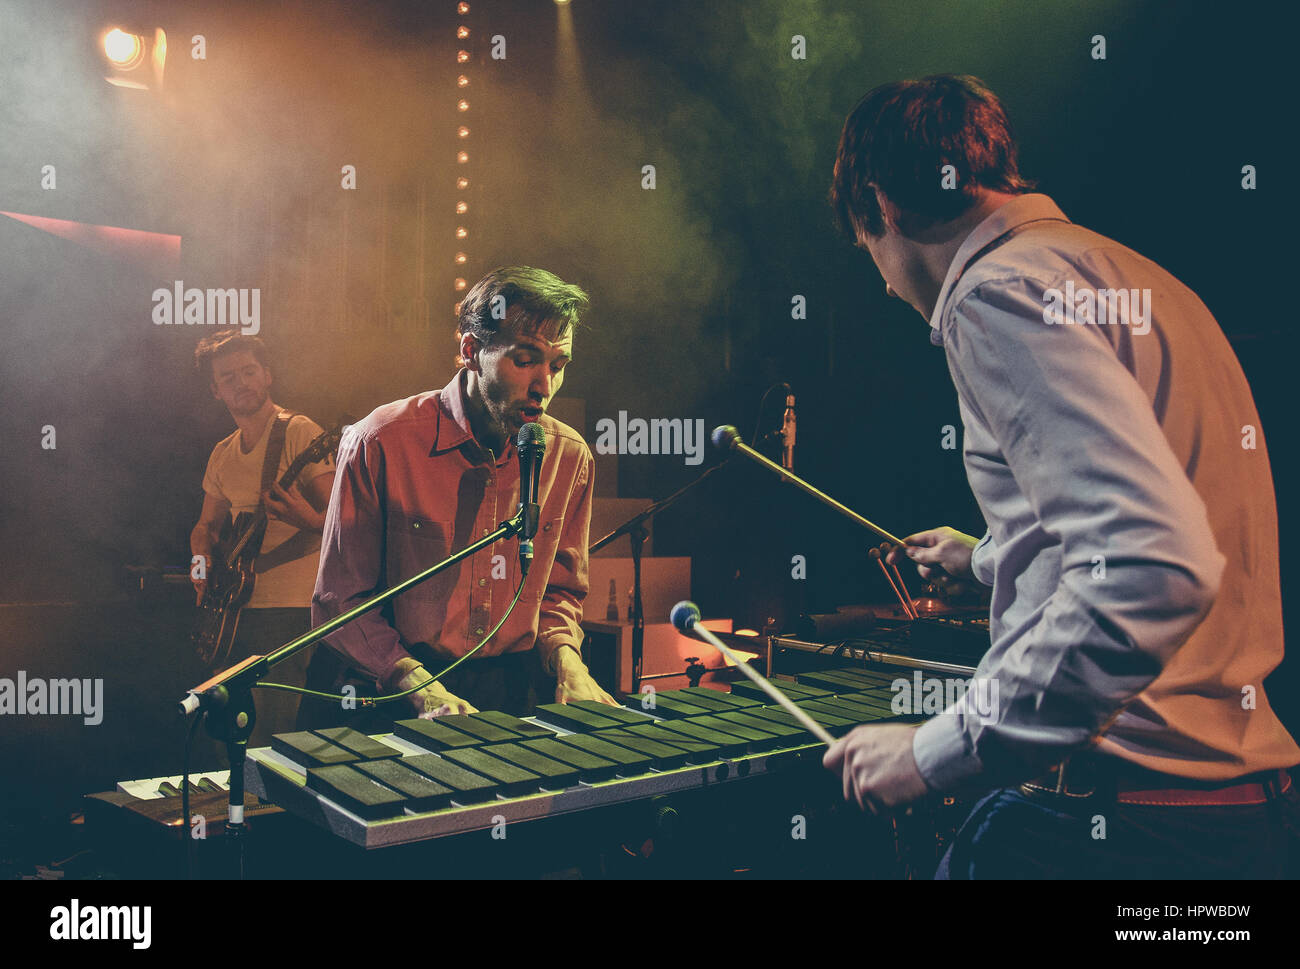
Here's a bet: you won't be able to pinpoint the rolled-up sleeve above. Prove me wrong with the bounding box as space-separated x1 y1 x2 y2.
534 449 593 673
969 531 996 587
913 276 1225 791
312 426 411 686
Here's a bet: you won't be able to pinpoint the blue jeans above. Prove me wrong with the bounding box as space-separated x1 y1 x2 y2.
936 784 1300 879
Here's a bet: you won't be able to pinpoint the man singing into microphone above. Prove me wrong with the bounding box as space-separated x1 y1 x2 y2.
305 267 613 723
822 75 1298 877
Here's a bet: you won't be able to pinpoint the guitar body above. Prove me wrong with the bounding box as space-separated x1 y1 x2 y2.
192 512 265 668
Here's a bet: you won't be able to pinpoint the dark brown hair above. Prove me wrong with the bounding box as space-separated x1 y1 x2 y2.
455 266 589 363
830 74 1035 238
194 332 269 384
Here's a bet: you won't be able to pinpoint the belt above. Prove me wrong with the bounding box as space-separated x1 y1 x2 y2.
1019 756 1293 807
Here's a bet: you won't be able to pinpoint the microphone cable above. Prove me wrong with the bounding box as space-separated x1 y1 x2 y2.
750 381 792 448
252 571 528 708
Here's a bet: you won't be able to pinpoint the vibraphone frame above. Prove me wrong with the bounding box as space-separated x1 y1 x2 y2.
245 727 825 850
244 656 979 853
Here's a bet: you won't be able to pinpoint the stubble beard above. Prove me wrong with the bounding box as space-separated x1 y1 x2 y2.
231 387 269 417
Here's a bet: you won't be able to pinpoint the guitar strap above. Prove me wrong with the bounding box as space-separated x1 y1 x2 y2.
195 411 296 667
248 412 293 558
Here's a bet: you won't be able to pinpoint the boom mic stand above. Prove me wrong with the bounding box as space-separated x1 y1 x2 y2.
589 460 731 693
178 501 534 878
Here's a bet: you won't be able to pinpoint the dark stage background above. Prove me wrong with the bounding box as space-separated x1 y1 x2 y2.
0 0 1294 821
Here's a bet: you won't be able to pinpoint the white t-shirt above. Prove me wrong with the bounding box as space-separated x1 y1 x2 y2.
201 411 335 608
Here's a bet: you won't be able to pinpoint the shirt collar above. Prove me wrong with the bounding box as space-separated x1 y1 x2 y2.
927 193 1072 346
432 369 515 466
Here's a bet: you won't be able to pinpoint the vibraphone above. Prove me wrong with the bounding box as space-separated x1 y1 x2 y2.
244 663 958 851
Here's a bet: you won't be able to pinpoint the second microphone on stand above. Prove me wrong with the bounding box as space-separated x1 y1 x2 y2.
517 422 545 575
781 392 796 471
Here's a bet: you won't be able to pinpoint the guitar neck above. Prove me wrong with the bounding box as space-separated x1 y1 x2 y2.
276 443 318 493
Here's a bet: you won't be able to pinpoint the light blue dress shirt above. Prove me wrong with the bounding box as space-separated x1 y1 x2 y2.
912 194 1299 790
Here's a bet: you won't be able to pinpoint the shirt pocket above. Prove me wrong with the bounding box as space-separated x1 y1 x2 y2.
529 517 565 601
386 513 455 582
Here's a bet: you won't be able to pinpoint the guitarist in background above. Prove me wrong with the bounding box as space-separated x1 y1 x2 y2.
190 332 336 749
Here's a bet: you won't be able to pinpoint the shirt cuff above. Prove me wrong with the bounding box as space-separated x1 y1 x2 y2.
537 639 579 676
970 532 996 587
913 712 985 791
381 653 422 691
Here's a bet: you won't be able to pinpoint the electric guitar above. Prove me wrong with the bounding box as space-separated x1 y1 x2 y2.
192 418 346 668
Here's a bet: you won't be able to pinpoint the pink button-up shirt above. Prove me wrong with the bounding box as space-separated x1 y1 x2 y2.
312 370 593 687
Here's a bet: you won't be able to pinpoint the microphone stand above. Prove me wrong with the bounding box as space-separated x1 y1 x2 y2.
589 461 731 693
180 503 533 877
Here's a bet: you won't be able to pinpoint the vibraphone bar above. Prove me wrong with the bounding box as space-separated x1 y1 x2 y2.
243 663 973 849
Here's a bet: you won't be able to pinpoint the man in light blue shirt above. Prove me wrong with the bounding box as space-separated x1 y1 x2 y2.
823 74 1298 877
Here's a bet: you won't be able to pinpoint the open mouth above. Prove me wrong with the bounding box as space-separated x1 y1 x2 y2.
520 405 543 422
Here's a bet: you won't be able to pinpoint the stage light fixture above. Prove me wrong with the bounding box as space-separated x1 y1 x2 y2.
101 26 167 90
104 28 144 68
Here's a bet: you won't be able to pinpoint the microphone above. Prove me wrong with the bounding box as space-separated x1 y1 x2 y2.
669 600 835 745
781 393 796 471
517 422 546 575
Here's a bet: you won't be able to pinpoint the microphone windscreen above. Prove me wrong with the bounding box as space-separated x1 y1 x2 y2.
711 425 741 452
670 600 701 633
517 422 546 450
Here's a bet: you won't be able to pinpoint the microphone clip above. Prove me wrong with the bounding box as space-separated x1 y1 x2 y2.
521 500 540 541
519 502 539 576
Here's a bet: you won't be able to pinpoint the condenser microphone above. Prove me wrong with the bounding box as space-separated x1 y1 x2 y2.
781 393 796 470
517 422 545 575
